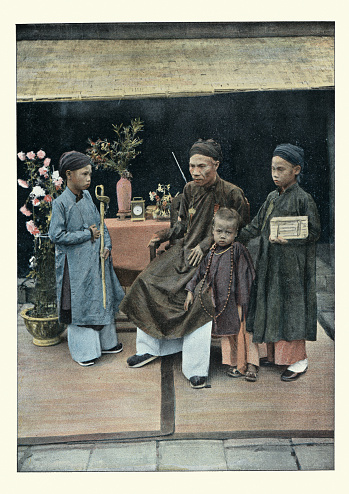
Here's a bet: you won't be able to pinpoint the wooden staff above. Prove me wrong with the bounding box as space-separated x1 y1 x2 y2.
95 185 110 309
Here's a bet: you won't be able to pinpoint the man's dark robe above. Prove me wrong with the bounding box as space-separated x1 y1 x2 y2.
237 182 321 343
120 175 249 339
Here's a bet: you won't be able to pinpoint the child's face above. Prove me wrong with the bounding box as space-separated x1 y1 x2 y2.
271 156 301 191
66 165 92 194
213 218 237 247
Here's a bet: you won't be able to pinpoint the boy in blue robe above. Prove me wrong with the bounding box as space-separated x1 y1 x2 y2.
49 151 125 366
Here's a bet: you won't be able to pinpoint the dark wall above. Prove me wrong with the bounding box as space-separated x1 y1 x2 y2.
17 89 334 276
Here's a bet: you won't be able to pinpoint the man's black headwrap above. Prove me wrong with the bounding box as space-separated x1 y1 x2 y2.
189 139 223 162
59 151 92 180
273 143 305 167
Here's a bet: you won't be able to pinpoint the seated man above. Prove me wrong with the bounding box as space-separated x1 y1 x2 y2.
120 139 249 388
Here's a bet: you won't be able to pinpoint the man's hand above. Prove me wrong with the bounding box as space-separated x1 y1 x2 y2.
269 235 288 244
184 292 194 311
147 235 161 249
103 248 110 259
89 224 100 241
188 245 204 266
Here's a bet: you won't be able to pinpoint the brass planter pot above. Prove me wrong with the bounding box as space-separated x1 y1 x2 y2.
21 307 66 347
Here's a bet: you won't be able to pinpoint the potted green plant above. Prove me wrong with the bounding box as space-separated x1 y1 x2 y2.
18 150 66 346
87 118 144 219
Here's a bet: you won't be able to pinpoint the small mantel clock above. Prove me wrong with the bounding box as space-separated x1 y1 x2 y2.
131 197 145 221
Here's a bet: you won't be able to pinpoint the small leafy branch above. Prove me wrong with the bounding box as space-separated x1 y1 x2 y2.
87 118 144 178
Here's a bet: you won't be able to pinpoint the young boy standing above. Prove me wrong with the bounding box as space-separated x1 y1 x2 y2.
237 143 321 381
49 151 124 366
184 208 258 387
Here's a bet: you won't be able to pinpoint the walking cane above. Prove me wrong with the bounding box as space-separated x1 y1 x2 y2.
95 185 110 309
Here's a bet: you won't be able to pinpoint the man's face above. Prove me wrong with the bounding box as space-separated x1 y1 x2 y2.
271 156 300 191
67 165 92 193
189 154 219 187
213 218 237 247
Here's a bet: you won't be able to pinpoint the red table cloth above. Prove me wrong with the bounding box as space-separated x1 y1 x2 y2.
105 218 170 286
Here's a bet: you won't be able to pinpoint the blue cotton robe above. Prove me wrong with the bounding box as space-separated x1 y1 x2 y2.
49 187 124 326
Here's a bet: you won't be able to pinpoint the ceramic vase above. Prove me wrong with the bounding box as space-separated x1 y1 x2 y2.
116 177 132 219
21 307 66 346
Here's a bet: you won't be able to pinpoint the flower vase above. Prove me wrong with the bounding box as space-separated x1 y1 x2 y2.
153 211 171 221
116 177 132 220
20 235 65 346
21 307 66 346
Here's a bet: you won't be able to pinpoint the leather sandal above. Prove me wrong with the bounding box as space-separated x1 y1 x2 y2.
227 366 244 378
245 363 259 382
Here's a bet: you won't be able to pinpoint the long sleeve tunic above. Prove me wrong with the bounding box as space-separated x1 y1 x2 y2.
237 182 321 343
120 175 249 339
48 187 124 326
185 242 255 337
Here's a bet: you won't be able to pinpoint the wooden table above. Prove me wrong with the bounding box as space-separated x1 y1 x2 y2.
105 218 170 286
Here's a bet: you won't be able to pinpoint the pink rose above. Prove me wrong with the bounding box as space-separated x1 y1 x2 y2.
39 166 49 176
37 150 46 159
20 205 32 217
17 152 26 161
32 198 40 206
18 179 29 188
44 158 51 167
26 220 40 236
53 177 63 189
43 195 52 203
26 151 36 160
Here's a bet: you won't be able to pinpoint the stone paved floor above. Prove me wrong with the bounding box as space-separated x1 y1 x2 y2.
18 437 334 472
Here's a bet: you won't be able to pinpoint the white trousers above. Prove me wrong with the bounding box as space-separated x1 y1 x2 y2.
67 322 118 362
136 322 212 380
287 358 308 372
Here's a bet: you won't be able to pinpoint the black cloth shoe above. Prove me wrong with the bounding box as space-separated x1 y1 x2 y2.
127 353 158 368
102 343 123 354
77 359 96 367
259 357 275 367
189 376 207 389
281 367 308 382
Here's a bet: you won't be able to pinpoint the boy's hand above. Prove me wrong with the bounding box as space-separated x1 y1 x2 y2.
269 235 288 244
188 245 203 266
103 248 110 259
89 224 100 240
184 292 194 311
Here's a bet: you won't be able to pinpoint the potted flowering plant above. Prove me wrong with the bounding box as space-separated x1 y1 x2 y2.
87 118 144 219
18 149 65 346
149 184 173 220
